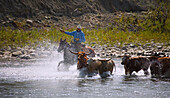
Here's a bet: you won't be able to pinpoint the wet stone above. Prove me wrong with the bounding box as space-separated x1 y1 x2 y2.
157 46 163 49
12 51 23 57
3 51 11 56
20 55 32 59
130 44 136 48
0 51 4 55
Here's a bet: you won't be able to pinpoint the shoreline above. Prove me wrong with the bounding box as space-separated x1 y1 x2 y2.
0 42 169 61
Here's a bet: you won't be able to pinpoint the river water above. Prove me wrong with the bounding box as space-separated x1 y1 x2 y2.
0 51 170 98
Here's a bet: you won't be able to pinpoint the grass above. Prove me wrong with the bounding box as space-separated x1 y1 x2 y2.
1 24 169 49
0 22 169 49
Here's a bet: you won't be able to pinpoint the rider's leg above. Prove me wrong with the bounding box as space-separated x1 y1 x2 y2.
76 43 81 52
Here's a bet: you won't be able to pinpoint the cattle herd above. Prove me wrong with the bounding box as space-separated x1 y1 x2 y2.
69 50 170 78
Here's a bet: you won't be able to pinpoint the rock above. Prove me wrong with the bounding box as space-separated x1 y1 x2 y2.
21 50 27 54
90 42 96 45
162 49 169 52
20 55 32 59
122 46 127 51
45 16 51 19
157 46 163 49
6 46 12 51
9 21 18 28
0 54 3 58
28 49 35 54
96 53 100 57
35 19 42 24
4 51 11 56
0 48 5 51
106 54 110 57
26 19 33 25
130 44 136 48
141 11 148 15
143 52 152 56
0 51 4 55
30 53 37 57
51 17 58 21
137 52 143 56
12 51 23 57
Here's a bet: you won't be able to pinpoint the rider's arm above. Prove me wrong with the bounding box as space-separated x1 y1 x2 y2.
64 31 76 36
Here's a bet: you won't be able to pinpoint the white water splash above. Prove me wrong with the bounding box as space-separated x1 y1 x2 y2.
0 49 80 81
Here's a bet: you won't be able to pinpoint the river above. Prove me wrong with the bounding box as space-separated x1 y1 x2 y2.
0 51 170 98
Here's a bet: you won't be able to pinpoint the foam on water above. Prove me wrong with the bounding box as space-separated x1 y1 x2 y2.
0 49 81 81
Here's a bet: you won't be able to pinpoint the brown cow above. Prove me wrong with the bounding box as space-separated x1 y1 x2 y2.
87 58 101 75
87 57 115 78
121 56 150 75
149 56 170 77
98 58 115 78
69 51 90 70
70 50 97 78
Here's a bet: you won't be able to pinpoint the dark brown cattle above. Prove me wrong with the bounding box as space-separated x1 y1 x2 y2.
149 56 161 77
121 56 150 75
150 61 161 77
158 57 170 76
149 57 170 77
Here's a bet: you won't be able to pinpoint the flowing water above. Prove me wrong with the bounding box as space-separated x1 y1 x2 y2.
0 50 170 98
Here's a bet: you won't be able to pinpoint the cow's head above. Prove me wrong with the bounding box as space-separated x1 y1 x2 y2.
121 56 130 65
150 61 161 76
69 50 91 60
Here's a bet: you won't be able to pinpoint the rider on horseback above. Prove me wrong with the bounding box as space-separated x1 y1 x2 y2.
60 25 85 52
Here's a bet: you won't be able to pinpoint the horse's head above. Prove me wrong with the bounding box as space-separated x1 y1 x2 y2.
58 38 67 52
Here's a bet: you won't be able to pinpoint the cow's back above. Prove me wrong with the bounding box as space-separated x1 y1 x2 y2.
127 58 142 72
87 58 101 72
99 59 115 75
126 57 150 75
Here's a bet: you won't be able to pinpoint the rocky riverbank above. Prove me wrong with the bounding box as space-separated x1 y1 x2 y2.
0 44 58 60
0 42 169 61
92 43 170 58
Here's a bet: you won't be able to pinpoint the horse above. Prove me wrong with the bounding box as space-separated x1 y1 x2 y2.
57 38 76 70
57 38 95 70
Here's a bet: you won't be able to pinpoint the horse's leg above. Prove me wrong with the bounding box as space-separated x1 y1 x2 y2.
57 60 64 70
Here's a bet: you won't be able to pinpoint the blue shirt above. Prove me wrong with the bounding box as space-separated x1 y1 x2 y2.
64 30 86 43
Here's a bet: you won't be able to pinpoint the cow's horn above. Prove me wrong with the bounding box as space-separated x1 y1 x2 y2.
85 51 92 55
69 50 78 55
